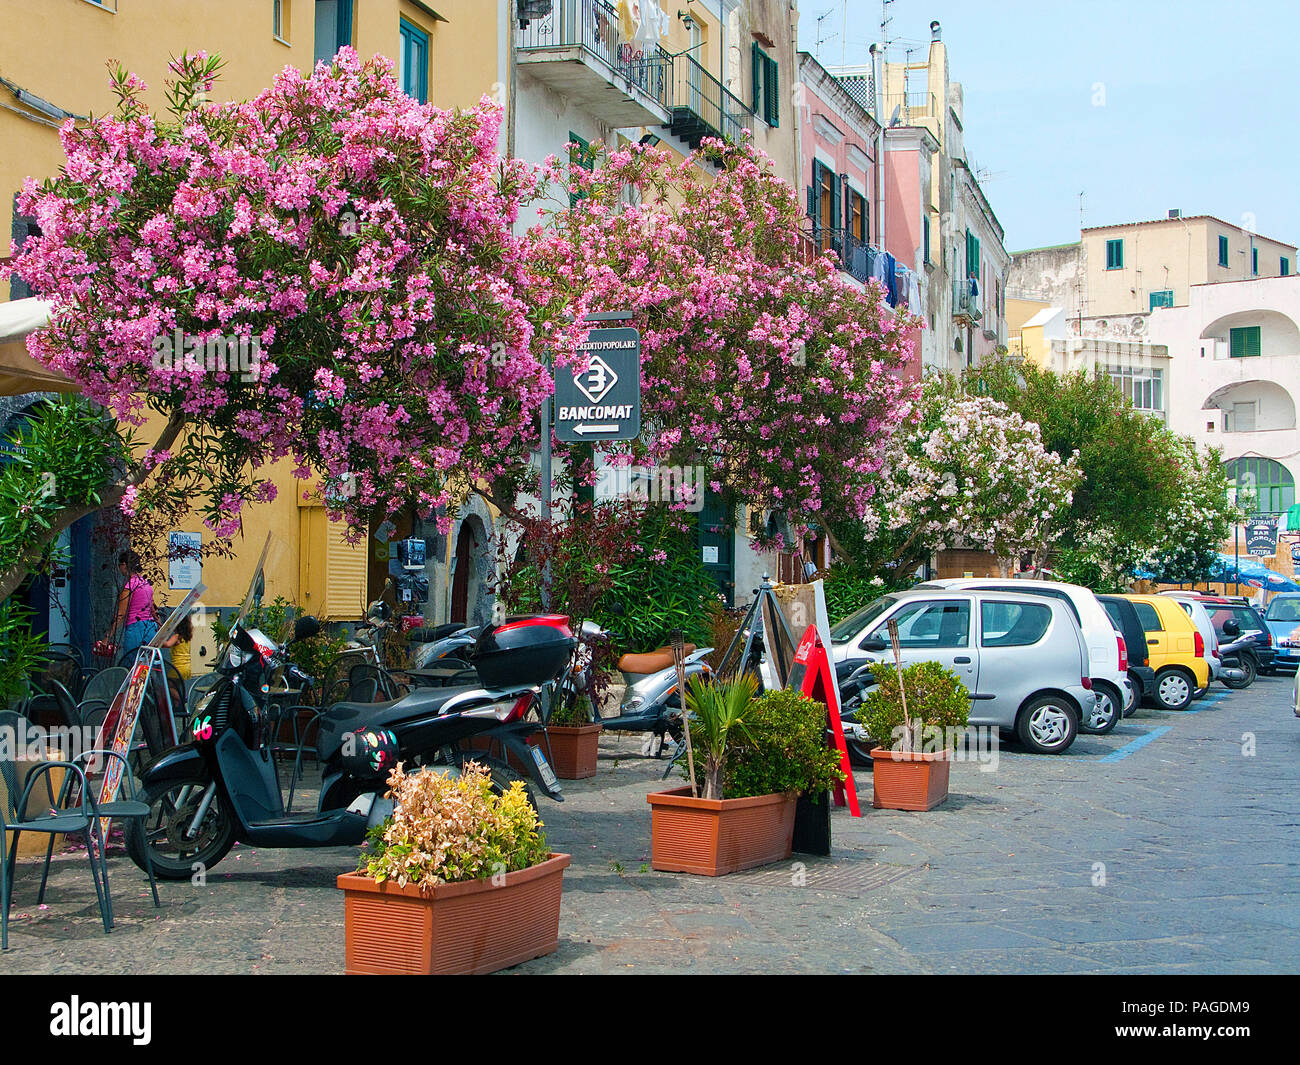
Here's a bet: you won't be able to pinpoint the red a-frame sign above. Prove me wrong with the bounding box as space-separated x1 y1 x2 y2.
787 625 861 816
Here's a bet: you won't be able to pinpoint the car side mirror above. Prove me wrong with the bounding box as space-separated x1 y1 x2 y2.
860 636 888 653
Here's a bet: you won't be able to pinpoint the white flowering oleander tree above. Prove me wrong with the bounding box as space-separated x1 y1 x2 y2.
860 382 1083 578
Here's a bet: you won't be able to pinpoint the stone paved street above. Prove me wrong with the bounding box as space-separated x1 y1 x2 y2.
3 674 1297 974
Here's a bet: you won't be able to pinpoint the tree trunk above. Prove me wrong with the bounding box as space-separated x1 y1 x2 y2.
703 760 723 802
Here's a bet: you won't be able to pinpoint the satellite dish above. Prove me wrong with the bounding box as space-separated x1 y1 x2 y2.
890 105 902 127
1131 317 1146 334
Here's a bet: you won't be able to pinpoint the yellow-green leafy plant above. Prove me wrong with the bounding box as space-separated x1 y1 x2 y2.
357 762 549 891
858 660 969 752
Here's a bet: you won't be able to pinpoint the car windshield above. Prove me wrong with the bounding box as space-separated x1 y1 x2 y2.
1265 597 1300 622
829 595 897 642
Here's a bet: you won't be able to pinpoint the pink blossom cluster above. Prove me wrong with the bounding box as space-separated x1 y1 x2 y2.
14 50 582 535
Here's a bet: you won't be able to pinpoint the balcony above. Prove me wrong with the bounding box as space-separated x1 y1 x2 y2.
880 91 939 127
953 278 983 325
666 52 750 149
516 0 672 128
798 226 879 287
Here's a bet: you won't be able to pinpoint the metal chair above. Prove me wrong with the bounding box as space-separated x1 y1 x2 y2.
63 748 159 913
30 650 85 702
81 667 128 709
0 710 112 950
21 679 82 732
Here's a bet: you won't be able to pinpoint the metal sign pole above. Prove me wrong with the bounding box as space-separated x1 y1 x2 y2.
541 394 552 611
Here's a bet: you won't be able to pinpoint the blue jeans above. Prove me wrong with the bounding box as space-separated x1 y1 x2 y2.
121 619 158 659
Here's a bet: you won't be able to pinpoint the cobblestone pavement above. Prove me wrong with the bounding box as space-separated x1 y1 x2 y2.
3 674 1297 974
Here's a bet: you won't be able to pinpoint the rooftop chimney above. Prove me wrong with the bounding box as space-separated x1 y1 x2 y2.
930 21 942 41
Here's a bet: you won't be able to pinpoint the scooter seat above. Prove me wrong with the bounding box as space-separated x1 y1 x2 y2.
317 685 480 762
618 644 696 676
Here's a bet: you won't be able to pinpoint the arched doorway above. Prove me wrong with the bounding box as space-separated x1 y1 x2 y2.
450 516 490 624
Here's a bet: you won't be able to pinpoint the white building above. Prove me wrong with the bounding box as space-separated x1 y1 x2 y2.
1147 275 1299 518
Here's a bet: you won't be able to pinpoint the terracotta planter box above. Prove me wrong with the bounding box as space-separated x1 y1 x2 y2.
337 852 570 975
870 747 951 811
545 724 601 779
647 786 796 876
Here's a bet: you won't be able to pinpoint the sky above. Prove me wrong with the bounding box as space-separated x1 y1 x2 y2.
797 0 1297 253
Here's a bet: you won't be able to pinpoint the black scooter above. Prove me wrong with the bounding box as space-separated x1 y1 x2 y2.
126 613 574 880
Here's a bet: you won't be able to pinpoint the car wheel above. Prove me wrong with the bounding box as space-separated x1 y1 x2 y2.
1080 683 1121 735
1016 695 1079 754
1124 674 1142 717
1154 668 1194 711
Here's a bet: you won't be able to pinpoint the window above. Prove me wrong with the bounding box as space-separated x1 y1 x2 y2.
1218 235 1229 267
1133 602 1163 632
1108 365 1164 415
808 161 840 252
1105 238 1123 270
980 602 1051 648
273 0 286 39
923 215 931 264
1224 457 1296 514
1229 326 1261 358
1226 401 1256 432
399 18 429 103
1282 257 1291 277
314 0 352 67
567 132 596 206
751 45 779 127
1252 247 1259 275
845 187 868 244
1148 289 1174 310
869 600 971 649
966 230 980 278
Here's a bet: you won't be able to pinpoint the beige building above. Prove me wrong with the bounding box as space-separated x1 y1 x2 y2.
1009 214 1297 324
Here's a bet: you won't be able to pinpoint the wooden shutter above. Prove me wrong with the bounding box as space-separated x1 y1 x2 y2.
752 43 762 116
1246 326 1261 357
830 172 841 250
766 55 779 127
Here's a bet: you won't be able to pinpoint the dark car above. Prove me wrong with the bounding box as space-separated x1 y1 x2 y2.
1098 594 1157 715
1202 600 1276 673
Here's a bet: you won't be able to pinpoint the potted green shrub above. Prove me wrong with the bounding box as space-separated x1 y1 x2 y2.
647 677 844 875
337 761 570 974
857 660 969 811
543 690 602 779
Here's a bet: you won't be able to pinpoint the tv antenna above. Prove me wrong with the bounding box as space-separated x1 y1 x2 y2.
814 8 838 60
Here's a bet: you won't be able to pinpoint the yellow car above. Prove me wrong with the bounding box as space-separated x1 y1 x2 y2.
1120 594 1211 710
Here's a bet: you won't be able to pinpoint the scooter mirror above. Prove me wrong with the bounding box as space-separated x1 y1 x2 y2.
292 615 321 643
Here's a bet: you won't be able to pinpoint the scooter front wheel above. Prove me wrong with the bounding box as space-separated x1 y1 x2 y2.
126 776 237 880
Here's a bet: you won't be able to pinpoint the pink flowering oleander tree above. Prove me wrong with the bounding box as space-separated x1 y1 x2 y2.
526 138 919 545
7 50 581 602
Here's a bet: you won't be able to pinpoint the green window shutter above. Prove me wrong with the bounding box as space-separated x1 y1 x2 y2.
1230 326 1262 357
1246 326 1261 356
830 172 841 241
1106 238 1123 269
1149 290 1173 310
1219 235 1229 267
1252 247 1259 275
923 215 930 262
766 56 779 127
752 43 762 115
1283 257 1291 276
966 230 980 278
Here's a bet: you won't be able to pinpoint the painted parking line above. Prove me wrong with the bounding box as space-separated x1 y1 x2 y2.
1098 725 1172 763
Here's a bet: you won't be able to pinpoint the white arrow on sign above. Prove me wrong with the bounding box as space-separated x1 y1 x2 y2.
573 423 619 435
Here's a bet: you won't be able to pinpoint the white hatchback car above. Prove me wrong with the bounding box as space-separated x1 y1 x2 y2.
918 578 1132 734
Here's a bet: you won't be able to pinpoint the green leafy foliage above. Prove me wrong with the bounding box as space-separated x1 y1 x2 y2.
683 672 758 800
0 601 47 706
724 689 846 800
858 660 969 751
0 396 130 577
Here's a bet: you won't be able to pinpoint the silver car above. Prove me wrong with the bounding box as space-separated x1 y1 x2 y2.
830 588 1097 755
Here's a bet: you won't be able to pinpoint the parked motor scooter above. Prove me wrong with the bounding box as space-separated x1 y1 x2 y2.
126 609 574 880
557 621 713 756
1217 618 1258 690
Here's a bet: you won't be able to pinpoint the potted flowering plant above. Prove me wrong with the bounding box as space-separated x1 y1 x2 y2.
647 677 845 875
857 660 969 811
337 762 569 974
544 692 602 780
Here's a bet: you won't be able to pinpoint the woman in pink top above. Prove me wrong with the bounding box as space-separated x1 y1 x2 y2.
107 549 158 660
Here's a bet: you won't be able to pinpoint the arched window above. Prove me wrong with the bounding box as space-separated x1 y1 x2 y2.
1224 457 1296 515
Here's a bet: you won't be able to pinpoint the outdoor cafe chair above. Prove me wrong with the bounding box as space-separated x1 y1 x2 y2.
0 710 112 950
81 666 128 709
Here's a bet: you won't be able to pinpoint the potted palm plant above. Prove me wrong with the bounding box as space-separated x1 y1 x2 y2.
858 660 969 811
337 761 570 974
646 677 844 875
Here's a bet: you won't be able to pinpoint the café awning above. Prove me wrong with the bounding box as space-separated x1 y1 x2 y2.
0 297 74 395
